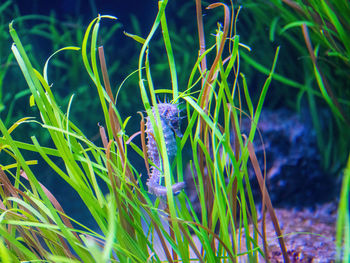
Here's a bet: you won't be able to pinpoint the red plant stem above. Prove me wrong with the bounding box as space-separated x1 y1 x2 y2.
200 3 230 111
195 0 207 83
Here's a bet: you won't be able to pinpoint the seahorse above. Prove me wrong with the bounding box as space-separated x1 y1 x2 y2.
145 102 185 196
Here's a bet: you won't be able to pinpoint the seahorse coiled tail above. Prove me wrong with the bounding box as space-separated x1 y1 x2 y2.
145 102 185 196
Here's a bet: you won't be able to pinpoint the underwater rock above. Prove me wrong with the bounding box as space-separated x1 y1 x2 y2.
185 108 339 212
242 108 338 208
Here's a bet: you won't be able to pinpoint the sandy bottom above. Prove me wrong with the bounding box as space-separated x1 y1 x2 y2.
186 203 338 262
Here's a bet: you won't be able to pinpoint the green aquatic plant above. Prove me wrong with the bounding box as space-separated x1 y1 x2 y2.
239 0 350 175
236 2 349 260
0 1 289 262
336 153 350 262
1 0 123 145
0 0 32 126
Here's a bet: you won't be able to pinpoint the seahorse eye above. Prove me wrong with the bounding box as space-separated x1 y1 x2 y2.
170 118 179 129
163 108 169 116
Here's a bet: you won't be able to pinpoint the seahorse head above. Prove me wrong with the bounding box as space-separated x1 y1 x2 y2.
155 102 182 137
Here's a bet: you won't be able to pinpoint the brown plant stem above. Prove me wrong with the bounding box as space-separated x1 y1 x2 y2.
195 0 207 82
247 142 290 263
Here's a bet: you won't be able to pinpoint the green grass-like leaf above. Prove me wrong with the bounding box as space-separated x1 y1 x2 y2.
0 2 292 262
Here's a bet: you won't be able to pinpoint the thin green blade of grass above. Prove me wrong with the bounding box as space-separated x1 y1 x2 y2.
336 154 350 263
81 15 117 85
241 73 254 117
144 48 187 261
89 17 114 141
101 195 117 262
0 122 91 260
320 1 350 59
0 226 37 259
247 46 280 144
159 2 178 101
